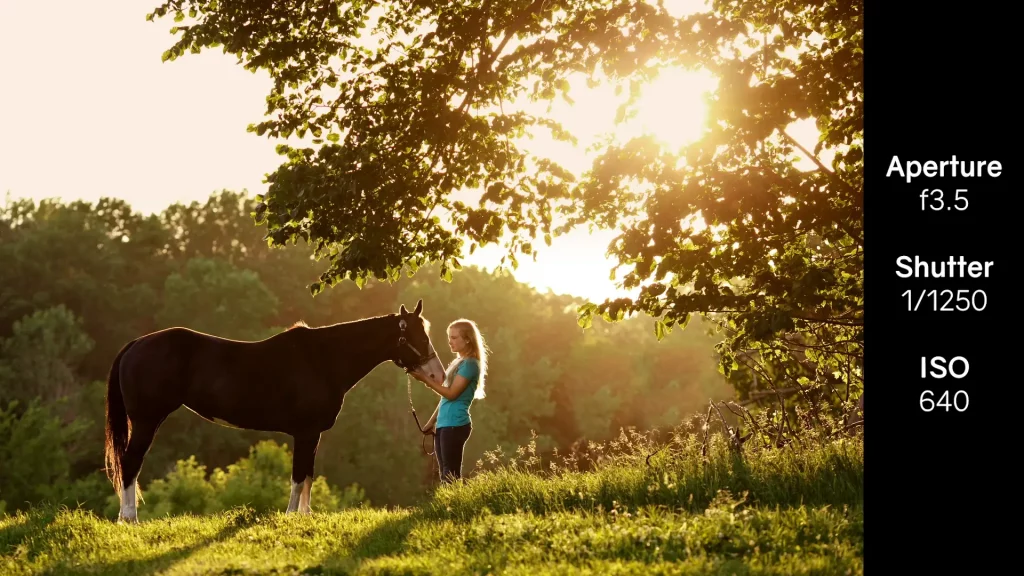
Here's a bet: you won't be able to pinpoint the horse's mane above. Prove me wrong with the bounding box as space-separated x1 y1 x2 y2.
287 320 309 331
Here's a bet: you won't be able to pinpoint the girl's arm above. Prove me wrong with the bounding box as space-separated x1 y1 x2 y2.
424 374 469 401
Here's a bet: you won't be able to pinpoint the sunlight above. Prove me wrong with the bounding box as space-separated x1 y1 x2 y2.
617 67 715 153
652 0 711 18
452 64 722 303
0 0 830 306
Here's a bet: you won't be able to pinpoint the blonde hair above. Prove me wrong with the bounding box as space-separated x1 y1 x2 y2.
445 319 488 399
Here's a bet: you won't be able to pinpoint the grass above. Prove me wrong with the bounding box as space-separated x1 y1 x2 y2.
1 430 863 575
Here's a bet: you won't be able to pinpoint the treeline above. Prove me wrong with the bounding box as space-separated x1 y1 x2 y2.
0 190 732 515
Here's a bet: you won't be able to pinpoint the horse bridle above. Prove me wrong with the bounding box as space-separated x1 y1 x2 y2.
393 317 438 373
394 317 439 457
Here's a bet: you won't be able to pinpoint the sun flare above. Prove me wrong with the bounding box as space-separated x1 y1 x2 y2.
459 66 720 303
618 67 717 153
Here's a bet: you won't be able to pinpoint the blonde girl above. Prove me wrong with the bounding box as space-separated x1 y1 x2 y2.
415 319 488 482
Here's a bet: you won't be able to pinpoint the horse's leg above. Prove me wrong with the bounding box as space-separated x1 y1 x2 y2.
118 419 161 523
287 432 321 514
298 477 314 514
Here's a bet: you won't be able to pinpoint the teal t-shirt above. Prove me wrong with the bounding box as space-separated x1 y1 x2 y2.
436 357 480 428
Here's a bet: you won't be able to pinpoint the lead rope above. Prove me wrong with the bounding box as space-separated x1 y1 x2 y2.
396 319 438 480
407 373 435 457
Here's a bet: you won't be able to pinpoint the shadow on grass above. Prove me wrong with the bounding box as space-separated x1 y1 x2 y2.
0 506 59 557
307 510 425 575
33 508 259 576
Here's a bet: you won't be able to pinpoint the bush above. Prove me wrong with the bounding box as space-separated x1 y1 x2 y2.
0 399 82 513
103 440 367 520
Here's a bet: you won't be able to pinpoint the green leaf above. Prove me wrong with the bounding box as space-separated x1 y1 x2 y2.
327 133 340 143
654 319 667 341
677 313 691 330
576 303 598 330
577 312 593 330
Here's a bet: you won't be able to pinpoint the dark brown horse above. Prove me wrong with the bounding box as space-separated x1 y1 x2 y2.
103 299 445 522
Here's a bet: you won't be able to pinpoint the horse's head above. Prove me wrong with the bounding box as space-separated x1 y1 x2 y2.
392 299 446 387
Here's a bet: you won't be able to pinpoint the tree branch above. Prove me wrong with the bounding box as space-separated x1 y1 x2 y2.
780 128 857 198
725 401 769 448
792 315 863 327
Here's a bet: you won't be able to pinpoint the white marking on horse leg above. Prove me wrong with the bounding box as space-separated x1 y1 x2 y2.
287 479 302 513
119 478 139 523
298 476 313 514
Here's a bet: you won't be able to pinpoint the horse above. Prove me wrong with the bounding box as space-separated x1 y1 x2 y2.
103 299 446 523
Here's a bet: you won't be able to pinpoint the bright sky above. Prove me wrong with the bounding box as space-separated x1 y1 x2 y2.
0 0 820 304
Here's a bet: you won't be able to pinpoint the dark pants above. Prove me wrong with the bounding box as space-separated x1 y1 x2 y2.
433 424 472 483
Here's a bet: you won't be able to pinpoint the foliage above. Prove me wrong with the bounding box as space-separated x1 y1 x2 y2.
212 439 365 514
0 196 167 378
0 305 94 406
145 1 863 429
0 400 83 512
100 440 366 521
156 257 280 341
126 456 219 518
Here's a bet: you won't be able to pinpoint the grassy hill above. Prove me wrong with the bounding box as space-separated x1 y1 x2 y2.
1 431 863 575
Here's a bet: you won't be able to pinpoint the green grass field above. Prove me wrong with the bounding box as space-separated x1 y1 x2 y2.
1 433 863 575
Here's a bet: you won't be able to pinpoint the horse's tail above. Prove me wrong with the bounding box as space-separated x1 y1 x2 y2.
104 338 137 497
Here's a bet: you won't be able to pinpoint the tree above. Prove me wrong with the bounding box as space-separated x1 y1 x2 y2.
147 0 862 427
156 256 280 341
0 306 94 406
0 197 167 378
146 0 673 288
0 399 87 513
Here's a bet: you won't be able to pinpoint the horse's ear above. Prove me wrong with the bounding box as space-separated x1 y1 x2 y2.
400 304 408 315
414 299 423 315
